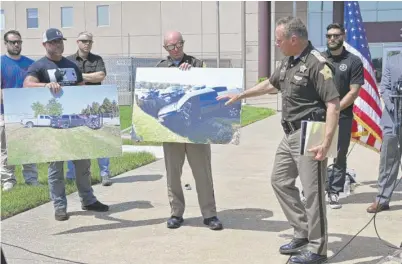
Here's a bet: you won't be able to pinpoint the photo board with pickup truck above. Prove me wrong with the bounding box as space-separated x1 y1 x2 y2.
2 84 122 165
128 67 244 145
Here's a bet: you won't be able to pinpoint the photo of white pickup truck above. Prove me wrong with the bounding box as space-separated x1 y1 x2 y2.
21 115 53 128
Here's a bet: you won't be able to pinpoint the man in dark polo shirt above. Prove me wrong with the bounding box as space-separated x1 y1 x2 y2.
321 23 364 209
66 31 112 187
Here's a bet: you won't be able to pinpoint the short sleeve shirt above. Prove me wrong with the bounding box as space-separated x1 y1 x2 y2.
322 48 364 118
269 42 340 122
26 56 83 86
66 52 106 85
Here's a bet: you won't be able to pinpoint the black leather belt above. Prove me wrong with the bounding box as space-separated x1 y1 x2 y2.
281 120 302 135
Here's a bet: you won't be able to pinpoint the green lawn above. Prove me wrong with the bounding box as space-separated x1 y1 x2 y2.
240 105 276 126
119 105 276 146
0 152 156 219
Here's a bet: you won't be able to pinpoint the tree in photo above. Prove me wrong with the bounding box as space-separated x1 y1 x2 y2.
111 100 119 117
31 102 48 117
46 98 63 116
100 98 113 114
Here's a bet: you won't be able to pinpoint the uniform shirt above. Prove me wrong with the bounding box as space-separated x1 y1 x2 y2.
1 55 34 114
269 42 340 122
156 53 206 68
323 47 364 118
66 52 107 85
26 56 83 86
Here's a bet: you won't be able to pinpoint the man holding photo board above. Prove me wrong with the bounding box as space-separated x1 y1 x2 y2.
155 30 223 231
23 28 109 221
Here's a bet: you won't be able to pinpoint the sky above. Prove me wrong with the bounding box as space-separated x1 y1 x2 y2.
3 85 118 123
135 67 244 88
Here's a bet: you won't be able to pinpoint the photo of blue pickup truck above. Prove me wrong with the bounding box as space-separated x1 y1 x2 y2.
158 88 241 129
132 67 244 145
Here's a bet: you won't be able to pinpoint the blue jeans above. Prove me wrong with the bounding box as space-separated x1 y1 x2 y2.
48 160 97 211
66 158 110 179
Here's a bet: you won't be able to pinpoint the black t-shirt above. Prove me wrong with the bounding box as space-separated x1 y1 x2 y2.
322 48 364 118
26 56 83 86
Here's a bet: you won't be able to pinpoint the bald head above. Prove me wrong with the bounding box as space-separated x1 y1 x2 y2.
163 30 185 60
164 31 183 45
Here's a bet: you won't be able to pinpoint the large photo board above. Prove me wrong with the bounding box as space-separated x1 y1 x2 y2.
130 67 244 145
2 85 122 165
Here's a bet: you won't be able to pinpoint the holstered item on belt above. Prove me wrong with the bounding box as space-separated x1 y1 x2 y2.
281 120 302 135
282 109 326 135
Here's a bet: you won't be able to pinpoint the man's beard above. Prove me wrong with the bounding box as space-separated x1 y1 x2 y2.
7 48 21 56
327 40 344 51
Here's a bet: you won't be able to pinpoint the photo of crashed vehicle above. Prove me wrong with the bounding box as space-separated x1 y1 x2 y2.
133 67 244 145
158 87 242 130
50 114 103 130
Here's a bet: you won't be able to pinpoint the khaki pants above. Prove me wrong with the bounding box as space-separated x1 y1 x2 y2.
271 129 328 255
163 142 217 219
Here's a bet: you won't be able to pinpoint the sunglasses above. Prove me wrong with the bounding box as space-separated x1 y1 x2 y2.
79 40 93 44
164 41 184 51
7 40 23 45
326 34 342 39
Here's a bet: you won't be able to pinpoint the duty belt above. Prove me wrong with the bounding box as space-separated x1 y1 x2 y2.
281 120 302 135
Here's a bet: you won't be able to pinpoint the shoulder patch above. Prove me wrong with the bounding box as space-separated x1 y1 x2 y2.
311 50 327 63
319 64 333 80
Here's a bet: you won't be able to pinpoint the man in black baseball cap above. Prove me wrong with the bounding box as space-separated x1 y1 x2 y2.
42 28 66 43
23 28 109 221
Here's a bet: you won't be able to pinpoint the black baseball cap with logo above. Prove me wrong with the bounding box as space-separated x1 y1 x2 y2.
42 28 66 43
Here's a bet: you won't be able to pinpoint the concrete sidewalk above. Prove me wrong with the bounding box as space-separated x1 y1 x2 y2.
2 113 402 264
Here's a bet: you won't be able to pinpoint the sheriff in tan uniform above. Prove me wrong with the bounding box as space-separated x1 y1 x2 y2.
156 30 223 231
218 17 340 264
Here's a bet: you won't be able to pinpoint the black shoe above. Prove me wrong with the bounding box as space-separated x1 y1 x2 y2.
167 216 184 229
82 201 109 212
289 250 327 264
279 238 309 254
203 216 223 230
55 210 69 221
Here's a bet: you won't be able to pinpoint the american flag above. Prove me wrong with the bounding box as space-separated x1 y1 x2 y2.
343 1 383 152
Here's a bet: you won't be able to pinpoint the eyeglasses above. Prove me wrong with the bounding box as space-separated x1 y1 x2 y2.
7 40 23 45
164 41 185 51
326 34 342 39
79 40 93 44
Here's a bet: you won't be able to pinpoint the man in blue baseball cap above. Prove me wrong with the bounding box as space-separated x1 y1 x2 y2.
23 28 109 221
42 28 66 43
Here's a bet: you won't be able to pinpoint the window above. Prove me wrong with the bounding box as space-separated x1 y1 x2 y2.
26 8 38 28
307 2 333 47
61 7 73 28
0 10 4 30
97 5 109 27
360 1 402 22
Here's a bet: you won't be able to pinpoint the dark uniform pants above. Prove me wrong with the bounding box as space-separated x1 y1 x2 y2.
271 130 328 255
163 142 217 219
326 117 353 194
